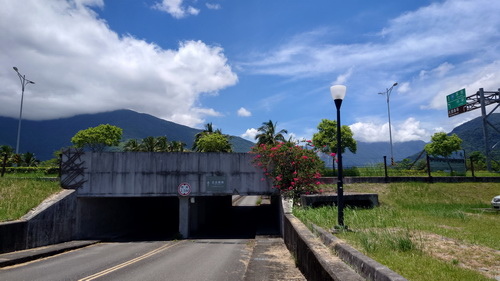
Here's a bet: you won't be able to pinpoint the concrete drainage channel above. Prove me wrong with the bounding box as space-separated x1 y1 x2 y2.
281 198 407 281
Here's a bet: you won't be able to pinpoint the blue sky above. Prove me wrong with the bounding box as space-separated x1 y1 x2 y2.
1 0 499 144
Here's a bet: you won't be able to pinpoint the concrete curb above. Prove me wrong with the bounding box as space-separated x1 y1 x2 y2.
284 214 365 281
310 224 408 281
0 240 99 268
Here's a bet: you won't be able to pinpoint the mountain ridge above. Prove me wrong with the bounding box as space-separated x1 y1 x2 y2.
1 110 498 165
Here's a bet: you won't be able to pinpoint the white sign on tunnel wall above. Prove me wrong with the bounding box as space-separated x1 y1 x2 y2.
178 183 191 196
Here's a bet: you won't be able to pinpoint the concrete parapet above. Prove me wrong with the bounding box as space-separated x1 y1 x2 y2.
311 224 408 281
0 190 77 254
283 213 364 281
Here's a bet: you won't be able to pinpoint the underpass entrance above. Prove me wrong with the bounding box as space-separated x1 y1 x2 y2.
76 195 281 240
78 197 179 241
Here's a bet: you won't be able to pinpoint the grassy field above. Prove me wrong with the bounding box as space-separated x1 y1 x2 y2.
0 178 62 221
294 182 500 281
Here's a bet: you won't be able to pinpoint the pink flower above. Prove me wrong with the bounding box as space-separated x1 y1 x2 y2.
330 153 336 157
302 156 308 159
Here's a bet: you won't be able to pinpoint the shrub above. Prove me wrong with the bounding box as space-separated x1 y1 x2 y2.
251 142 324 200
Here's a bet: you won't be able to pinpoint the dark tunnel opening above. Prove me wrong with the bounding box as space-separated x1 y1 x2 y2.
77 195 281 241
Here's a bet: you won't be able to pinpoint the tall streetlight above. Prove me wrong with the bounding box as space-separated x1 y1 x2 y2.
331 85 346 229
13 67 35 154
378 82 398 165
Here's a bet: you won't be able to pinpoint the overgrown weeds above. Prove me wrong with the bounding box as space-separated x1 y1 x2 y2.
294 182 500 281
0 178 61 221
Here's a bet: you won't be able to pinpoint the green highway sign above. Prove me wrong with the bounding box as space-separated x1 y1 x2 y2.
447 89 467 117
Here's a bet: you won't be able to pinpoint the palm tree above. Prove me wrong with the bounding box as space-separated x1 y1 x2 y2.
124 139 141 152
255 120 288 146
169 141 186 152
141 136 157 152
193 123 223 151
22 152 39 167
154 136 169 152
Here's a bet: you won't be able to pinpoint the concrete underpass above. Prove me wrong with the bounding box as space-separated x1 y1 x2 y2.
77 196 281 241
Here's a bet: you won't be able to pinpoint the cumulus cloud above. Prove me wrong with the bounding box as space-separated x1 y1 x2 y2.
237 107 252 117
153 0 199 19
350 117 431 143
0 0 237 128
241 128 258 141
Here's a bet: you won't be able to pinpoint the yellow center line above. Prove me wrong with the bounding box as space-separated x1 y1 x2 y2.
78 241 184 281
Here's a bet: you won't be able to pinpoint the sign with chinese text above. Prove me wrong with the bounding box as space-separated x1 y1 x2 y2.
447 89 467 117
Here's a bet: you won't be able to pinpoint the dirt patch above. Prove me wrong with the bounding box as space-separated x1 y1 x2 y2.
416 232 500 280
244 237 306 281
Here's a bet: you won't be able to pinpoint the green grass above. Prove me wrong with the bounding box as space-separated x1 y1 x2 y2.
294 182 500 281
353 166 500 177
0 178 62 221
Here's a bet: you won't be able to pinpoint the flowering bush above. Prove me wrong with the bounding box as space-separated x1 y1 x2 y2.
251 141 324 199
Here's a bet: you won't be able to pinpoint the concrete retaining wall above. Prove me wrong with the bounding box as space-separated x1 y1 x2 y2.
281 198 364 281
311 224 408 281
63 152 273 196
0 190 77 254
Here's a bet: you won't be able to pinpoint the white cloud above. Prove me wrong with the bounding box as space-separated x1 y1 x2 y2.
241 128 258 141
397 82 411 94
350 117 431 143
153 0 199 19
333 67 353 85
256 0 499 76
237 107 252 117
0 0 237 128
241 0 500 139
206 3 221 10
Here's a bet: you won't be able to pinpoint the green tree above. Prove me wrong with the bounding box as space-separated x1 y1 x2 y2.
124 139 141 152
21 152 39 167
312 119 357 155
124 137 186 152
1 145 14 176
192 123 222 151
255 120 288 146
194 133 232 152
468 151 486 170
425 132 462 172
169 141 186 152
1 145 14 165
71 124 123 152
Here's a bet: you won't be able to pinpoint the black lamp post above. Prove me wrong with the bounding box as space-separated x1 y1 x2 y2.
12 67 35 155
331 85 346 229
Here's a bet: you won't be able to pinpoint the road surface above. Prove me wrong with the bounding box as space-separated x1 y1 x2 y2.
1 196 305 280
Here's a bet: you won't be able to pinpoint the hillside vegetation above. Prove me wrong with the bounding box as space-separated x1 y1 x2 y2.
0 178 61 222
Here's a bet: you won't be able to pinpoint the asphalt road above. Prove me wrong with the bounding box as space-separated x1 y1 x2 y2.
1 237 304 281
0 196 305 281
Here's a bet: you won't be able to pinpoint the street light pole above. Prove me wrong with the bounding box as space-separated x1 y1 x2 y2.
378 82 398 165
13 67 35 155
331 85 346 229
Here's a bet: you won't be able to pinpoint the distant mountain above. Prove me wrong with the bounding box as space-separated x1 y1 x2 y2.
449 113 500 159
2 110 497 165
341 140 426 167
0 109 255 160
